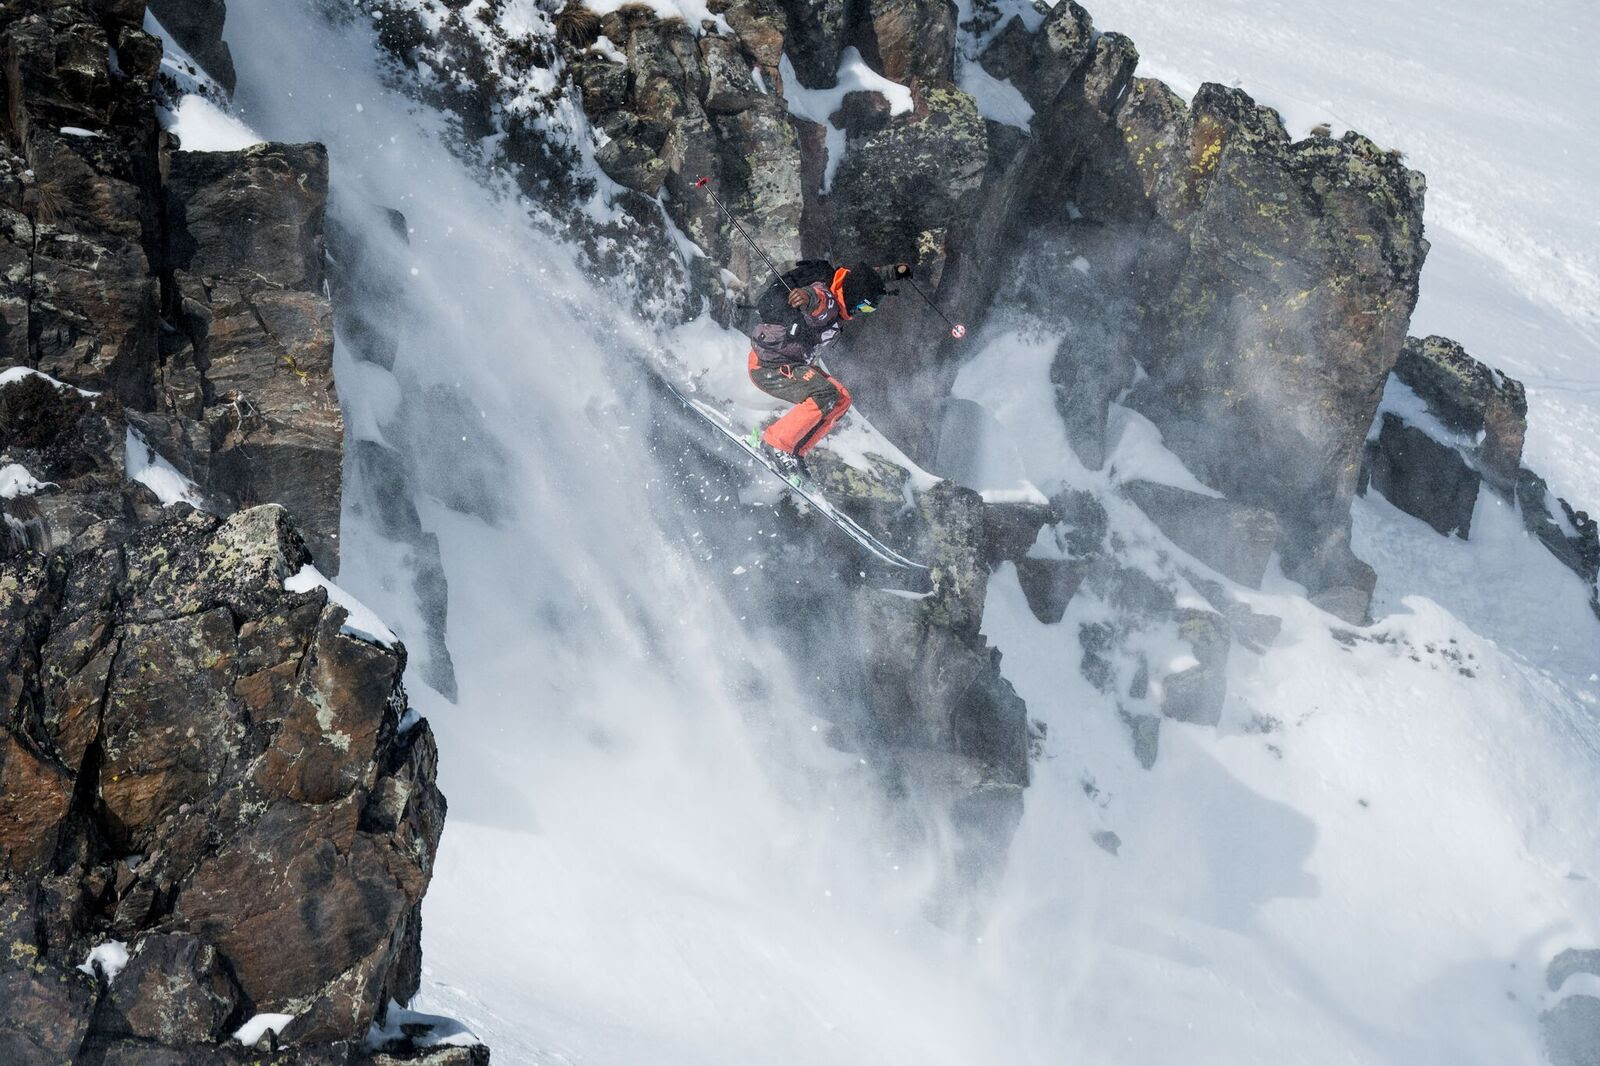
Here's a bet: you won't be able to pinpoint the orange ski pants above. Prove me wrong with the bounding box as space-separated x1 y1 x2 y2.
747 351 852 456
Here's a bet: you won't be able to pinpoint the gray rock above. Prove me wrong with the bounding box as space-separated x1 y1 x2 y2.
1161 608 1230 726
1091 829 1122 856
1184 572 1282 651
1123 480 1282 588
1362 413 1480 538
1108 81 1426 602
1014 557 1086 624
1051 333 1136 470
1118 708 1160 770
146 0 237 94
1394 335 1526 491
1542 995 1600 1066
1515 469 1600 609
775 0 849 88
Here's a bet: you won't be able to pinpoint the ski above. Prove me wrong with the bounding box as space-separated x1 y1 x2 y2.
663 381 929 571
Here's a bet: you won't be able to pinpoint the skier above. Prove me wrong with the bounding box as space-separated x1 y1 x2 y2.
746 259 911 477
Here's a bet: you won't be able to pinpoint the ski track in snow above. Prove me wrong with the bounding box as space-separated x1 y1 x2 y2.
217 1 1600 1063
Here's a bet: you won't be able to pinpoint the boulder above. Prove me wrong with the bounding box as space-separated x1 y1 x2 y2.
1013 558 1086 624
95 933 242 1044
1160 608 1230 726
1122 480 1281 587
1394 335 1526 490
1361 413 1479 538
1118 707 1160 770
1051 331 1137 470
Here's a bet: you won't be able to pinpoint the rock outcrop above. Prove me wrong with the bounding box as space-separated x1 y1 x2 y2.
2 0 343 570
0 370 447 1061
1 0 474 1059
492 0 1429 624
1359 334 1600 617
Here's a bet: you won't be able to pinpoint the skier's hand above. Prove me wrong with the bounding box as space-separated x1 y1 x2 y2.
787 288 813 310
893 263 913 280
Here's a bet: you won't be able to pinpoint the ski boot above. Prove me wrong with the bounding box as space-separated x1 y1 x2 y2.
749 428 810 484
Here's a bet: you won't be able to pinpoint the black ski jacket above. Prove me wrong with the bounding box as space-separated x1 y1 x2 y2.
748 261 849 368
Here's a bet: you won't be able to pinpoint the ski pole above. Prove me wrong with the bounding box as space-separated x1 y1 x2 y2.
693 176 792 293
904 276 967 340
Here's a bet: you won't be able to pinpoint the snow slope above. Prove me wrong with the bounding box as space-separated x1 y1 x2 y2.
951 270 1600 1066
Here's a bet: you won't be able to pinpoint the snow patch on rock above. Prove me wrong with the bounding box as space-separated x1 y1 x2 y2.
76 940 129 982
123 427 205 508
233 1013 295 1047
957 59 1034 130
285 564 400 648
0 366 98 396
781 47 914 193
0 464 49 500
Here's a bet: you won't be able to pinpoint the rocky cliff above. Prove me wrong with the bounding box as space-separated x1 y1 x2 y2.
0 0 477 1060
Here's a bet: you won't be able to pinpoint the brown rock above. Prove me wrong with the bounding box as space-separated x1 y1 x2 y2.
0 947 97 1064
251 603 401 804
175 797 416 1041
99 607 241 848
97 933 242 1044
862 0 956 84
0 730 73 872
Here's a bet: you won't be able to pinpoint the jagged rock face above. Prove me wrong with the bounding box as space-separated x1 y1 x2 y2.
545 0 1428 621
159 142 343 569
0 0 167 406
1107 82 1427 600
1 492 445 1058
0 1 462 1060
0 0 344 570
569 3 804 301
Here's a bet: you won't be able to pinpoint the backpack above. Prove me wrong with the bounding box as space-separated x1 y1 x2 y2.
754 259 836 323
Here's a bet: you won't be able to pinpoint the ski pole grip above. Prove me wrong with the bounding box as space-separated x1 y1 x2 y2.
694 176 710 188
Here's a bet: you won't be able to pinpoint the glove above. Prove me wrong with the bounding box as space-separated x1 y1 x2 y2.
892 263 913 280
787 287 815 310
